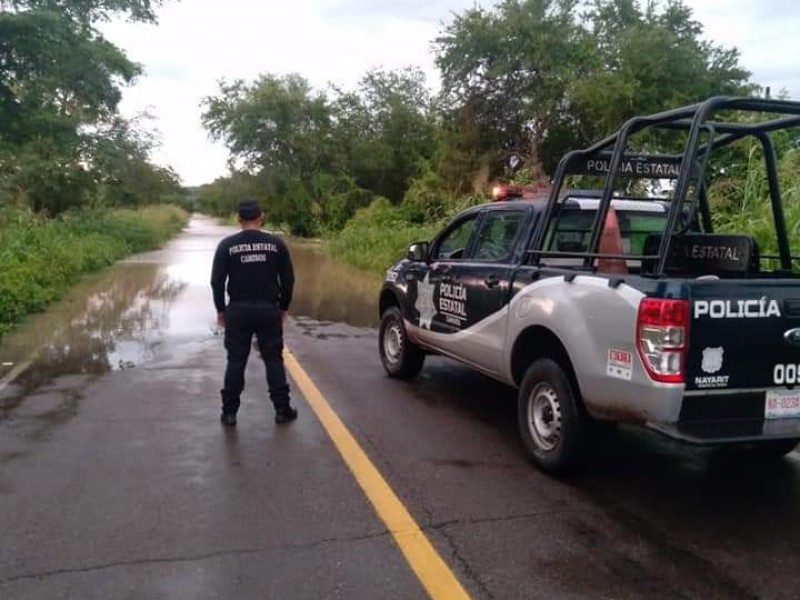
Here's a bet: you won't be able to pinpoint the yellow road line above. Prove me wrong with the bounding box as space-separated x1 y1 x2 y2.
284 348 472 600
0 358 35 394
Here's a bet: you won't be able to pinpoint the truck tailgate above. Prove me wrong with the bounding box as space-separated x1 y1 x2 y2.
686 280 800 393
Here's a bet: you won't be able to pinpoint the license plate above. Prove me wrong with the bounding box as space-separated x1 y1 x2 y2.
765 390 800 419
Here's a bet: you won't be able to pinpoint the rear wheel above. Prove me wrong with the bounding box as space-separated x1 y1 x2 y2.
379 306 425 379
517 359 589 474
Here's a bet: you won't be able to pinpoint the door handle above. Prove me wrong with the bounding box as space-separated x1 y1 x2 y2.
485 275 500 288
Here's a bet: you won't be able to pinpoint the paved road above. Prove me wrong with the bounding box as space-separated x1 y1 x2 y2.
1 216 799 599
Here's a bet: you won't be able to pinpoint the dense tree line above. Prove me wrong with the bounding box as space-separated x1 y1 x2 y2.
199 0 755 235
201 68 436 235
0 0 183 216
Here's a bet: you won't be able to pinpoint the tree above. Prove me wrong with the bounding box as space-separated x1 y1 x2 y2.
202 74 332 179
196 173 261 219
434 0 753 180
571 0 754 143
0 0 173 214
90 114 181 207
0 0 164 24
436 0 592 180
201 74 334 234
330 67 437 203
201 68 438 234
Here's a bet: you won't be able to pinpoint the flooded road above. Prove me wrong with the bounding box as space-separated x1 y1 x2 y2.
0 215 380 393
286 239 381 328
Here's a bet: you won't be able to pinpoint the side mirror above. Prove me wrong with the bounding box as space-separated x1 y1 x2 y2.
406 241 429 262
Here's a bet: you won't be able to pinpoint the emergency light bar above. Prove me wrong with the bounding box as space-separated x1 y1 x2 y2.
492 185 521 200
492 182 551 201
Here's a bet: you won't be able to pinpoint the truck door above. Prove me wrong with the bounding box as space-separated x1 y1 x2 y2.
416 208 529 374
410 211 481 343
436 209 528 372
462 208 528 321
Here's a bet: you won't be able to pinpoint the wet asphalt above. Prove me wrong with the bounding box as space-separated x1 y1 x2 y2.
1 216 799 599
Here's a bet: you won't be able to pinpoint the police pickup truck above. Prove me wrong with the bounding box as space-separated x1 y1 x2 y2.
378 97 800 473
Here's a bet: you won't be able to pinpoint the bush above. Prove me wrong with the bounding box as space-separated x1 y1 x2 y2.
401 160 488 221
328 166 489 274
329 198 440 274
402 164 451 223
61 205 187 253
0 205 187 335
312 171 373 233
711 147 800 265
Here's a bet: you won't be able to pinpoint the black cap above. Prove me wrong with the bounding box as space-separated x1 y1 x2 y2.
237 199 262 221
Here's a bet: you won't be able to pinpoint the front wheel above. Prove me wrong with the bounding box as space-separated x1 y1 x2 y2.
517 359 589 474
379 306 425 379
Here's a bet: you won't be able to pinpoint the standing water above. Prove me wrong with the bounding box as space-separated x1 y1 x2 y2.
0 215 382 394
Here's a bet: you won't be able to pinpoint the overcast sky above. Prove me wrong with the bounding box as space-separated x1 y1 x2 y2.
99 0 800 187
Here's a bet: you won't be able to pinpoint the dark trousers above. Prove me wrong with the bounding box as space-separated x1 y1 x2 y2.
221 301 290 414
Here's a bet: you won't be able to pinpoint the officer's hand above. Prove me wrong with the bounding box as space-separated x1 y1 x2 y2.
217 312 225 328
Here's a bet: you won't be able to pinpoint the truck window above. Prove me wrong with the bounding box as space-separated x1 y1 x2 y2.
432 214 479 261
472 211 526 262
540 206 668 269
546 210 667 254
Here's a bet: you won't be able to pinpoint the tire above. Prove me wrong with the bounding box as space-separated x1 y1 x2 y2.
517 358 590 474
379 306 425 380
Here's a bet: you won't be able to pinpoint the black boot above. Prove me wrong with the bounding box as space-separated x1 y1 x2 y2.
275 406 297 425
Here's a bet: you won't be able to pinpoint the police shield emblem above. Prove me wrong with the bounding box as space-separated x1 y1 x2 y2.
701 347 724 374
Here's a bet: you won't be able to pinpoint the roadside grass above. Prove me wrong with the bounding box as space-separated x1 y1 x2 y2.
328 198 440 275
0 205 188 336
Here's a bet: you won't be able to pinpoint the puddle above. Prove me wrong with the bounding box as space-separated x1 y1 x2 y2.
0 216 382 419
0 261 188 382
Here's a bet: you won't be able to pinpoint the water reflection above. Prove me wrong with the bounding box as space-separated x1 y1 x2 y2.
288 240 381 328
0 264 186 392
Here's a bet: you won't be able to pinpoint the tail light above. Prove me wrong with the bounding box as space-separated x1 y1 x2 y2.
637 298 689 383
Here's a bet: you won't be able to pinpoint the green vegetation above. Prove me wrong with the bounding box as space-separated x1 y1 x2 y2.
711 140 800 261
328 199 441 275
0 0 184 215
0 1 191 334
199 67 435 237
0 205 187 334
197 0 777 274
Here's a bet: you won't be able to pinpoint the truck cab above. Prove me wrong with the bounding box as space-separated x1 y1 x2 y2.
379 97 800 474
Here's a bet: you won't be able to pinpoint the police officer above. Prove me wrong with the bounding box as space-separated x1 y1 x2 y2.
211 199 297 426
